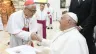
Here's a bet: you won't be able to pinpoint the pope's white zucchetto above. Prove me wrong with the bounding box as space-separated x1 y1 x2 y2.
66 12 78 23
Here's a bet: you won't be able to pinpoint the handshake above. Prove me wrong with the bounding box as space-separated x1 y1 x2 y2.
31 33 43 42
28 33 43 45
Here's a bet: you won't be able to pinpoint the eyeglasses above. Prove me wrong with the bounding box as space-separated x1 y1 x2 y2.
25 8 37 18
27 8 36 13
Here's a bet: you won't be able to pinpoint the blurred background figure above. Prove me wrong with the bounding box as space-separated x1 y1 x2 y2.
0 0 15 28
36 3 47 39
46 3 54 29
0 14 3 31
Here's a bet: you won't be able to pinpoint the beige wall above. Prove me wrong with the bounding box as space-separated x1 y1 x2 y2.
12 0 71 20
12 0 25 11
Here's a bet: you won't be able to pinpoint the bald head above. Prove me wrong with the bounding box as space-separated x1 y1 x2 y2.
59 12 78 31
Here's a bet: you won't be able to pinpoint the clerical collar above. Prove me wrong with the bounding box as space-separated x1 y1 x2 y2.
63 27 76 33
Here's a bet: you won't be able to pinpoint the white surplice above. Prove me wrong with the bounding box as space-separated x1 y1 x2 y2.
36 9 48 20
46 7 54 26
36 9 47 37
7 10 38 47
40 27 89 54
0 17 3 30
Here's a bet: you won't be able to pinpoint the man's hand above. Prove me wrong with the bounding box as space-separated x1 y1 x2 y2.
27 41 33 45
31 33 42 42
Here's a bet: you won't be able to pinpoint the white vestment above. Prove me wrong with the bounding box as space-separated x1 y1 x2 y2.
41 27 89 54
0 17 3 30
46 7 54 26
36 9 47 38
7 10 38 47
36 9 47 20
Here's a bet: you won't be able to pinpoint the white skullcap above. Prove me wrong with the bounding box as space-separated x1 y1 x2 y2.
66 12 78 23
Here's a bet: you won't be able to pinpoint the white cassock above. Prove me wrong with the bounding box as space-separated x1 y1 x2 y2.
46 7 54 26
40 27 89 54
36 9 47 39
0 17 3 30
7 10 38 47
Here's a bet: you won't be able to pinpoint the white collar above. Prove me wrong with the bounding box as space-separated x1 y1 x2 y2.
52 27 76 43
63 27 76 33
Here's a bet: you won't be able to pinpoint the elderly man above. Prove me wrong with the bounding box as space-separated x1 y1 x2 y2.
36 12 89 54
7 0 41 47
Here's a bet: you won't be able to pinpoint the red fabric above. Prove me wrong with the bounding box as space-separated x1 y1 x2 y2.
50 17 52 24
37 20 46 39
24 0 34 6
49 15 52 24
31 42 34 47
22 27 29 31
47 12 50 14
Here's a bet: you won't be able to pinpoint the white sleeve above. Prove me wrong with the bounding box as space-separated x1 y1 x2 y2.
7 14 32 41
0 17 3 30
14 31 32 41
14 17 38 41
41 39 51 46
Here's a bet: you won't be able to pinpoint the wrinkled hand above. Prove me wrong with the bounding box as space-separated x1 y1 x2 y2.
31 33 42 42
27 41 33 45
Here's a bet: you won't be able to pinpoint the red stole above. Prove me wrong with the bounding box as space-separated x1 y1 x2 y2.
49 15 52 24
37 20 46 39
47 12 50 14
22 27 29 31
47 12 52 24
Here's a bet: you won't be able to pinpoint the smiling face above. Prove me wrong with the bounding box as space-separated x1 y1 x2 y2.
24 5 36 18
59 14 71 31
